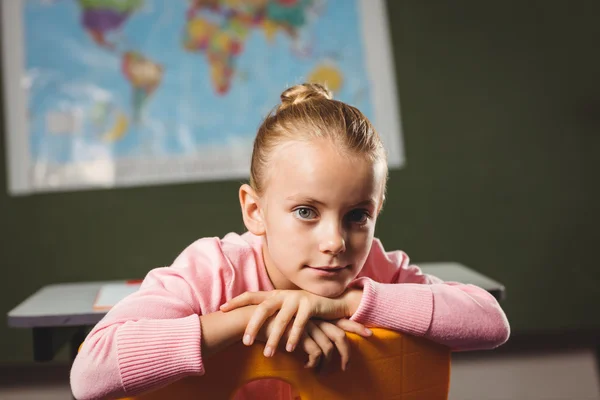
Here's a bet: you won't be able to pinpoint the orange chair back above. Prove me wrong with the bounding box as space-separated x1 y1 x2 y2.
121 328 450 400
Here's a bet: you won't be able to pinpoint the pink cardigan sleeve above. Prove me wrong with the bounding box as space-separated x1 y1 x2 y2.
70 238 233 400
349 240 510 351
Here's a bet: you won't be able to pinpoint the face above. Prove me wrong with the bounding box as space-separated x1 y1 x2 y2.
247 139 386 298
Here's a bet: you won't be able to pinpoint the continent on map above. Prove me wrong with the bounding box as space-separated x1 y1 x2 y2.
121 51 164 123
78 0 144 49
102 110 129 142
308 60 343 93
183 0 317 95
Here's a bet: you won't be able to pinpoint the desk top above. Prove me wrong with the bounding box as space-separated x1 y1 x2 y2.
7 262 505 329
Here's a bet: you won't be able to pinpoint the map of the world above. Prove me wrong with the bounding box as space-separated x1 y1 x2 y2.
2 0 403 194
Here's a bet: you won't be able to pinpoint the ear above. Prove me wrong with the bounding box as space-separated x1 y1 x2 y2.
239 184 266 236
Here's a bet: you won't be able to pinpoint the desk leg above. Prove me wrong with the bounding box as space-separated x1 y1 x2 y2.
70 327 88 362
33 326 88 362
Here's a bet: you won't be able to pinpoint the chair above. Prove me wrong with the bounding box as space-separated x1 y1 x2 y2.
120 328 451 399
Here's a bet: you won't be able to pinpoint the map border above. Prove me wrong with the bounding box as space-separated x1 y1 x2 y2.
1 0 404 195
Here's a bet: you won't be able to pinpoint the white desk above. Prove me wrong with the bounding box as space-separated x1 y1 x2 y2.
7 263 505 361
7 281 122 329
420 262 505 301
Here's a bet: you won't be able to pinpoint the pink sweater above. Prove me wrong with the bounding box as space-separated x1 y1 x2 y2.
70 232 509 399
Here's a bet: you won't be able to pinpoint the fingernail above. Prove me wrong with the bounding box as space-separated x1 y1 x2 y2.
220 302 228 309
243 334 252 345
264 346 273 357
286 343 294 352
364 328 373 336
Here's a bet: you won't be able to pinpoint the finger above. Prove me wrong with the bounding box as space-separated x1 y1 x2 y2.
263 302 299 357
299 331 322 369
305 321 335 372
316 321 351 371
285 301 312 352
334 318 373 337
243 298 282 346
220 291 271 311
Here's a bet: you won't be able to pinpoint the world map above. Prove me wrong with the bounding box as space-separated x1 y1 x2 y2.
15 0 399 192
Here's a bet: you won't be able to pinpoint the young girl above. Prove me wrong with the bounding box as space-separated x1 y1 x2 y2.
70 83 510 400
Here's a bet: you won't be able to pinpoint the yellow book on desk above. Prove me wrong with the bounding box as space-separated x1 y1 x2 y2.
93 281 142 310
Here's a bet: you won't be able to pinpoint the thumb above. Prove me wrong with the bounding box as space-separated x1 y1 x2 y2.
220 291 270 311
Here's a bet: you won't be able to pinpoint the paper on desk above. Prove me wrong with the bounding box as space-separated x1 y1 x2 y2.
93 282 142 310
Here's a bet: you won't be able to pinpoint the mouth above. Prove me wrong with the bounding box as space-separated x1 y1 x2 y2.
305 265 350 274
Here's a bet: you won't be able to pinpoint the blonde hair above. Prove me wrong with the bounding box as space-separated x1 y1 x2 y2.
250 83 388 195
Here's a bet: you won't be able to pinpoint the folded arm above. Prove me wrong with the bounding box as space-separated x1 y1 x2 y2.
346 241 510 351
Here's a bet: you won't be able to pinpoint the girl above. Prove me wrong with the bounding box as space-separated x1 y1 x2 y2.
71 83 509 400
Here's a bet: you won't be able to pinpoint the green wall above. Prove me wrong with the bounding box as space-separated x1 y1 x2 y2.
1 1 599 364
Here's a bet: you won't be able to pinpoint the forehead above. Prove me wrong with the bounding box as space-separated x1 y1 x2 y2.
264 139 385 205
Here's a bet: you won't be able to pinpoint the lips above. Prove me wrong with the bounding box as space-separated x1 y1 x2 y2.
307 265 348 271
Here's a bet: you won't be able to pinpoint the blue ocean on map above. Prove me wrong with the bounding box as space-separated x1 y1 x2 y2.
24 0 373 164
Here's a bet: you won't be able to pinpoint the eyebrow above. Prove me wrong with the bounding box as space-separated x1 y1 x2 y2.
285 196 376 209
351 199 377 208
285 196 326 206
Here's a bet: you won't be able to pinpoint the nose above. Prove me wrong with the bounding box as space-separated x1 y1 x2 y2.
319 228 346 256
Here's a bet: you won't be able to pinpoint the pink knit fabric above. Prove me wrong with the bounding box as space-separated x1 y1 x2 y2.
70 232 509 399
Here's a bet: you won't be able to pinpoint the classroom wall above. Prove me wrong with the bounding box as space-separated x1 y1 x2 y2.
1 1 599 364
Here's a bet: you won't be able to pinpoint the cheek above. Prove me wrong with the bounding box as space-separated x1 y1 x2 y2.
348 226 375 256
265 214 311 256
267 212 304 239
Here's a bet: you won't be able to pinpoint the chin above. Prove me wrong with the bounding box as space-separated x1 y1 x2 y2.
303 284 346 298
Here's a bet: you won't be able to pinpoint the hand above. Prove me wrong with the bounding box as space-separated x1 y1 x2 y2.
305 319 365 372
221 290 369 357
257 316 369 371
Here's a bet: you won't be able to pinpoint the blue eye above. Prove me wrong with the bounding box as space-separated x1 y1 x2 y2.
293 207 317 220
347 209 369 224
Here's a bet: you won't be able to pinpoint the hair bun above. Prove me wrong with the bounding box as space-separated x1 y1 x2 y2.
279 83 333 110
